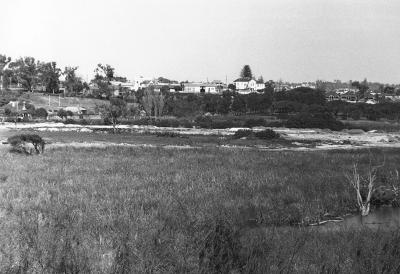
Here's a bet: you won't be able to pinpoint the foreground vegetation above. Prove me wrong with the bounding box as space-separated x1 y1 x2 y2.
0 145 400 272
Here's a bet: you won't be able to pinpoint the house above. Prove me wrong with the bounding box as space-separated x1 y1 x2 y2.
340 90 358 102
110 80 135 91
383 94 400 102
325 90 340 101
334 88 358 95
64 106 87 115
233 78 257 92
256 80 265 91
133 76 154 90
182 82 221 94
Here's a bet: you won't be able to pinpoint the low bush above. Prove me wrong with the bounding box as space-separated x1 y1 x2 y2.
233 129 253 139
131 117 156 126
155 131 181 138
255 129 280 139
64 118 77 124
286 112 345 131
179 118 194 128
155 118 180 128
210 119 235 129
244 118 266 128
195 115 213 128
265 121 285 127
79 119 89 125
7 134 45 154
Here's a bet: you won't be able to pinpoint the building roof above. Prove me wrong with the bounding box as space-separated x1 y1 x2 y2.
325 90 339 96
233 77 252 83
183 82 219 87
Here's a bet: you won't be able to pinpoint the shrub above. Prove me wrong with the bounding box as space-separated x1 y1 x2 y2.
286 112 344 131
64 118 77 124
34 108 48 118
254 129 280 139
132 117 156 126
233 129 253 139
79 119 89 125
195 115 212 128
244 118 266 128
179 119 194 128
4 108 12 116
210 119 235 129
7 134 45 154
155 131 181 138
155 118 180 128
265 121 285 127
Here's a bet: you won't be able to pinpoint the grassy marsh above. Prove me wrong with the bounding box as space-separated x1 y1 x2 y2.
0 145 399 272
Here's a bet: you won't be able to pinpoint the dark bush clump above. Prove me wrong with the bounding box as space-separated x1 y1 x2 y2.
195 116 213 128
286 112 344 131
244 118 266 128
233 129 253 139
254 129 280 139
210 119 235 129
155 118 180 128
64 118 77 124
132 117 156 126
155 131 181 138
79 119 89 125
179 119 194 128
7 134 45 154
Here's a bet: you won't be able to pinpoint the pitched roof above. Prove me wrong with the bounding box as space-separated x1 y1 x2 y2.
233 77 252 82
183 82 219 88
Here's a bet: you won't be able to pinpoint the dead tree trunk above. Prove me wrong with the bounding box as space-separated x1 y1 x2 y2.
347 164 376 216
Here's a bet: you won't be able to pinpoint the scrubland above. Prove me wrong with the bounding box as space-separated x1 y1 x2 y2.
0 145 400 273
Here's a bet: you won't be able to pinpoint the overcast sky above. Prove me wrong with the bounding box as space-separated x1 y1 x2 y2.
1 0 400 83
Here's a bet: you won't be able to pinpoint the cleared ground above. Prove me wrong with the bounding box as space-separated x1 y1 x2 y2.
19 93 109 113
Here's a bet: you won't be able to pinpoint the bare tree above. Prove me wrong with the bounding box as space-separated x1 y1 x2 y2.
346 161 384 216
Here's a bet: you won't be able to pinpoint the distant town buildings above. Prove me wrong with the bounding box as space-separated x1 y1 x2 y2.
182 82 222 94
233 77 265 93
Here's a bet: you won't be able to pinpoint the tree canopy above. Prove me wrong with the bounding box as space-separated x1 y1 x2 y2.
9 57 37 92
38 62 62 93
240 65 253 79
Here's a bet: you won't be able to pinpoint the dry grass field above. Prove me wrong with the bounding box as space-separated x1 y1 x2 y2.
0 137 400 272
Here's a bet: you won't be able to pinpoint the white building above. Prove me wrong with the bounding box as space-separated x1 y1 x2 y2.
233 78 265 93
182 82 221 94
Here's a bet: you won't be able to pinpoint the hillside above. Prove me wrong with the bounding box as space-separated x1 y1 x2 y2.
18 93 109 114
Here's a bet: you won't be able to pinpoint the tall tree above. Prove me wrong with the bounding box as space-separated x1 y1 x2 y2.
9 57 38 92
95 64 115 82
240 65 253 79
141 87 165 117
64 66 85 95
38 62 61 93
92 64 115 98
0 55 12 89
100 98 127 133
351 78 369 98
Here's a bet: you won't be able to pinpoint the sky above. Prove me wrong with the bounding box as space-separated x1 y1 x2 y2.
1 0 400 84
